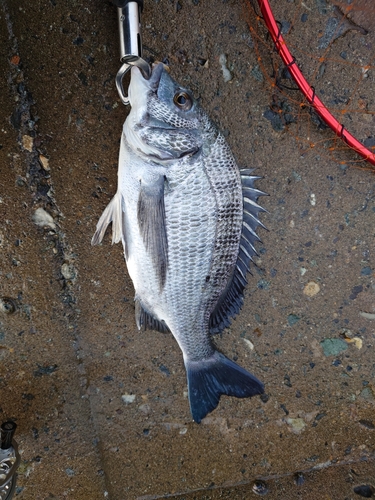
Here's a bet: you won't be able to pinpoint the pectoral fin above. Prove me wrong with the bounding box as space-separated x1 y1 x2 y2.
137 176 168 289
92 192 128 257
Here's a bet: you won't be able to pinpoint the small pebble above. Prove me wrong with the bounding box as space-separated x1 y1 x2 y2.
350 285 363 300
303 281 320 297
361 266 372 276
260 393 269 403
159 364 170 376
32 208 56 230
61 263 77 281
243 338 254 351
320 338 348 356
219 54 232 82
285 417 306 434
353 485 374 497
73 36 84 46
39 155 50 171
121 394 135 404
360 388 374 401
22 135 33 152
287 314 300 326
358 419 375 430
344 336 363 350
359 312 375 320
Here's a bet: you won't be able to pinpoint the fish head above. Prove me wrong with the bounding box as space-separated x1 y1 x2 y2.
125 63 215 162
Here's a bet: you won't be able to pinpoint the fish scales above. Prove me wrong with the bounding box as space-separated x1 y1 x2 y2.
163 159 217 358
202 134 243 319
92 63 265 423
164 135 242 362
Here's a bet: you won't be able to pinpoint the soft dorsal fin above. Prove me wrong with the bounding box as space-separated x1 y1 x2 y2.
135 298 170 333
209 169 267 334
137 176 168 290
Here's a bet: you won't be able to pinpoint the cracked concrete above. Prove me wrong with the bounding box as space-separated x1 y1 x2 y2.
0 0 374 498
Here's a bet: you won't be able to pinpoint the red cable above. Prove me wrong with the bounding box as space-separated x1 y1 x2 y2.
256 0 375 167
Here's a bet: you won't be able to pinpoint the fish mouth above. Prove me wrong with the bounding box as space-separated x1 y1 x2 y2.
132 62 165 92
148 63 165 92
128 63 166 107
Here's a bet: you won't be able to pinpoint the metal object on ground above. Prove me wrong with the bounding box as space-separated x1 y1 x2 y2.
114 0 151 104
0 422 20 500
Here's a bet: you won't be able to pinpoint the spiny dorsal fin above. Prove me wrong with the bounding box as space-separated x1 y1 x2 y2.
209 169 267 334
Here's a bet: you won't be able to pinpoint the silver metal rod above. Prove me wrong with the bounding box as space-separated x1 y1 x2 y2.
118 2 141 62
115 1 151 104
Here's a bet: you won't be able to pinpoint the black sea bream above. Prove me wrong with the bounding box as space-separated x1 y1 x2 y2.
92 63 266 423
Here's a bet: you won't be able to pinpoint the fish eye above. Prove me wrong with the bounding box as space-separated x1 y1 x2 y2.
173 91 192 111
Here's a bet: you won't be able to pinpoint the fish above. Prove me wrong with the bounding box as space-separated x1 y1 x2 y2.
92 63 266 423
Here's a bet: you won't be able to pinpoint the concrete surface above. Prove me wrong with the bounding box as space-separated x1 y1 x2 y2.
0 0 374 498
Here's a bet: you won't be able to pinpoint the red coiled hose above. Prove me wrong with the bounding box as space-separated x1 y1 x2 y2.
256 0 375 167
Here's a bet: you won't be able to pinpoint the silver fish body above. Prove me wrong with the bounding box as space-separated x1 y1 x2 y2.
92 64 266 422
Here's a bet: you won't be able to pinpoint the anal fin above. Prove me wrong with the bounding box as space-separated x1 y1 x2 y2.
135 298 170 333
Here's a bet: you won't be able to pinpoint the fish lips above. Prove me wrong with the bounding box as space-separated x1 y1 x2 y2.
132 62 165 93
148 62 165 92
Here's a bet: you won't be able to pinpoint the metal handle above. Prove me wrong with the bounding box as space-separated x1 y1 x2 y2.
0 421 21 498
118 2 141 62
116 2 151 105
0 422 16 451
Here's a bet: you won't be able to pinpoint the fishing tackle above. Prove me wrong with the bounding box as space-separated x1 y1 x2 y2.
113 0 151 104
0 422 20 500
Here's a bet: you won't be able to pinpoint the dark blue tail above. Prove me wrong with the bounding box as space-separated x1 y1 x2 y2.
185 351 264 423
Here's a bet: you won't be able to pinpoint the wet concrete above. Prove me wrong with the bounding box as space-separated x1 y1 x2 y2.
0 0 374 498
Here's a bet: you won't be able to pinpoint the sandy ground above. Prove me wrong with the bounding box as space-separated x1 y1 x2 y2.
0 0 374 498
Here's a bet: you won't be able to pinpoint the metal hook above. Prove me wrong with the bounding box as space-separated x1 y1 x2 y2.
116 56 151 105
116 62 132 105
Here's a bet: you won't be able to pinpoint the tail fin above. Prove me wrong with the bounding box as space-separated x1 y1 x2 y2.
185 351 264 423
